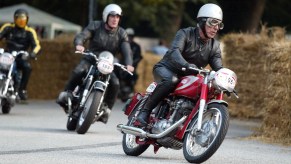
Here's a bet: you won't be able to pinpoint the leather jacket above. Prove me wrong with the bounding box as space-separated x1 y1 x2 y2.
156 27 223 73
0 23 41 55
74 21 132 66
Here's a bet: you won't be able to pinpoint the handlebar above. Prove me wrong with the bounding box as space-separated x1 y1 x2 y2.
75 51 98 61
75 51 133 76
182 67 211 75
14 50 29 56
114 63 133 76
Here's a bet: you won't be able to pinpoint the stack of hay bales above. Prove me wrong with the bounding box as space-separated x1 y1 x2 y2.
222 32 269 118
135 52 162 92
260 38 291 144
28 38 81 99
222 27 291 144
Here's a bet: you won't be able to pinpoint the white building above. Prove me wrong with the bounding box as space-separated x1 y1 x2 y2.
0 3 81 39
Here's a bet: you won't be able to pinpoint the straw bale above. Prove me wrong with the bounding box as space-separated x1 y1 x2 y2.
27 39 81 99
222 26 291 144
259 40 291 144
135 52 162 92
222 33 269 118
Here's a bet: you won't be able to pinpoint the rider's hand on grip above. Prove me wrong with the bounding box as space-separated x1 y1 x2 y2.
30 52 36 60
76 45 85 53
126 65 134 73
186 63 199 75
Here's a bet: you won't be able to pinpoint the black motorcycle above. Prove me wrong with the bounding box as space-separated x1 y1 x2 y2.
66 51 132 134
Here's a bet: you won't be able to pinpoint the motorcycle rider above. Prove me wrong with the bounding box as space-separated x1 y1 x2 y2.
137 3 224 125
0 8 41 101
117 28 142 100
56 4 134 124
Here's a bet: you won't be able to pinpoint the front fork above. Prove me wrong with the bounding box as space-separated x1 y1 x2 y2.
196 76 209 131
67 75 93 115
3 63 14 96
80 75 94 107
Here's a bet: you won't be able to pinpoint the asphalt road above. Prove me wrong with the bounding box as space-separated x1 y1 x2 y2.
0 100 290 164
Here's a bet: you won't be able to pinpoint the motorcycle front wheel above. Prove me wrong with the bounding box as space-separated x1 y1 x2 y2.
66 116 78 131
76 91 103 134
122 101 150 156
1 99 11 114
183 103 229 163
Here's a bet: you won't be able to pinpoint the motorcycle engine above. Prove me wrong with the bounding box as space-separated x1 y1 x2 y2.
151 97 194 134
151 119 171 134
171 97 195 122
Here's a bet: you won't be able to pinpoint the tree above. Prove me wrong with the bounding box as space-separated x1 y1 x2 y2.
218 0 266 33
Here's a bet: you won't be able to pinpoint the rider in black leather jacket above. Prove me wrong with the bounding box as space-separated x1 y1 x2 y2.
57 4 134 124
0 9 41 101
137 3 224 125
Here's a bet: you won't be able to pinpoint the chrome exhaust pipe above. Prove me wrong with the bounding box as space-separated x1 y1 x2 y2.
117 124 148 137
117 116 187 139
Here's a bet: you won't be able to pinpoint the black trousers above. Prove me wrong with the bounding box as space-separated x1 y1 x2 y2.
144 65 180 110
65 58 119 109
14 58 32 91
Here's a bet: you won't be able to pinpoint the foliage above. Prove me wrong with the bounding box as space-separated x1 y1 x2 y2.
97 0 217 40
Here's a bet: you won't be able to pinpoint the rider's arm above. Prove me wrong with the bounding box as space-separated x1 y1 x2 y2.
165 29 190 69
0 23 12 40
27 27 41 55
209 41 223 71
74 21 96 47
120 29 133 66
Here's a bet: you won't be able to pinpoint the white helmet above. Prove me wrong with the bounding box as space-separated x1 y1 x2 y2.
102 4 122 23
125 28 135 36
197 3 223 21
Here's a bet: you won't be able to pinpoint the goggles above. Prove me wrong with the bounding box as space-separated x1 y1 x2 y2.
206 18 224 30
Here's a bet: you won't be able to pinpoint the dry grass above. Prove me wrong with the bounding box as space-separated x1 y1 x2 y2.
222 26 291 145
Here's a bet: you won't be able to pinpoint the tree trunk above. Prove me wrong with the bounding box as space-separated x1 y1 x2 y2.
219 0 266 33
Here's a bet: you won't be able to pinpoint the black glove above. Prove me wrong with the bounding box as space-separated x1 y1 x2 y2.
187 63 198 70
185 63 199 75
30 52 36 59
21 53 29 60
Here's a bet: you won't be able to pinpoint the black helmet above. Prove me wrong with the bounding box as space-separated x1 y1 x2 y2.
14 9 29 28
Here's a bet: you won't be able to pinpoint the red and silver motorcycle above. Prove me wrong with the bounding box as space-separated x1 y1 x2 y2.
117 67 238 163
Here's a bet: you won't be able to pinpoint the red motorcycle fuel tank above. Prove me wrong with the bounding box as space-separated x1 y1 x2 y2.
172 75 203 100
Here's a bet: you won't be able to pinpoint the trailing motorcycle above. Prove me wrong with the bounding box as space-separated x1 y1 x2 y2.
0 48 28 114
117 67 238 163
66 51 132 134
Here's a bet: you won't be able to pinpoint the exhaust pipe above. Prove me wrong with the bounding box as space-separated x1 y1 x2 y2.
117 116 187 139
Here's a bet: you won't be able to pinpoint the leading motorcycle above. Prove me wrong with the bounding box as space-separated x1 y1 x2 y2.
117 67 238 163
66 51 132 134
0 48 28 114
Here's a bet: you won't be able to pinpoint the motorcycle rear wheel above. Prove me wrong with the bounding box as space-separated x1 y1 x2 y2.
122 101 149 156
183 103 229 163
76 91 103 134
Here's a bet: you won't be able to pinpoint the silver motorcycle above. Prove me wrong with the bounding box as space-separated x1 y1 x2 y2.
0 48 28 114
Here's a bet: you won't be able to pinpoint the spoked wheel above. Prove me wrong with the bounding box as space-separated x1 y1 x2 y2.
76 91 103 134
183 103 229 163
122 102 150 156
